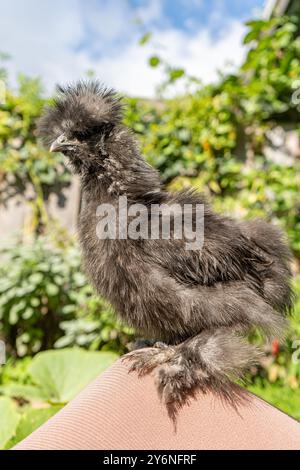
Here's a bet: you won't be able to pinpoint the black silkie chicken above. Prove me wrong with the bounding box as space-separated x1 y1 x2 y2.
38 82 293 413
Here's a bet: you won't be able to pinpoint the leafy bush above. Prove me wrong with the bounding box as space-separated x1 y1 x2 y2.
136 16 300 171
0 237 133 357
171 160 300 255
0 348 118 449
56 295 134 353
0 76 71 230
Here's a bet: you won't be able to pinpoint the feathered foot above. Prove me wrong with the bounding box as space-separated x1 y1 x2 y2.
123 327 262 419
122 342 174 376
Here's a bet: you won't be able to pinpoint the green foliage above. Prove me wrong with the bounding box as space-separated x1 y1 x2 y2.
139 32 152 46
56 295 134 353
27 348 118 403
0 75 70 231
6 406 62 449
175 160 300 254
0 77 69 190
0 237 133 357
0 348 117 449
216 162 300 253
149 55 160 67
0 52 9 81
0 238 85 356
239 275 300 419
247 383 300 421
0 397 20 448
240 16 300 121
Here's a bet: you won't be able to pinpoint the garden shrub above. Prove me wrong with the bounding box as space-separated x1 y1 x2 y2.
0 237 133 357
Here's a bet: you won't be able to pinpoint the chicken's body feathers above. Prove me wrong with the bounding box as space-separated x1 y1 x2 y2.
38 81 293 415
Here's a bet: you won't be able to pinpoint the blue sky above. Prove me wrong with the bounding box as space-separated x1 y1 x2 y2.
0 0 266 97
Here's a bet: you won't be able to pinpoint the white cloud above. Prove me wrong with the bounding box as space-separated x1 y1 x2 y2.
135 0 163 24
80 0 132 45
155 20 247 83
0 0 247 98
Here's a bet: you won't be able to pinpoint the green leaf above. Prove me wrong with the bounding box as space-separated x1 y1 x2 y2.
28 349 118 403
5 406 62 449
46 283 59 296
28 273 43 285
149 56 160 68
169 68 185 81
243 30 259 44
0 397 20 449
0 383 48 402
139 32 152 45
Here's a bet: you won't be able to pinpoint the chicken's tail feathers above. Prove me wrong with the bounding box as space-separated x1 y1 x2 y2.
239 218 294 315
191 282 288 342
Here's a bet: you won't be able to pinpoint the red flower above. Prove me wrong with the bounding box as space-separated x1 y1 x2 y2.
272 338 280 356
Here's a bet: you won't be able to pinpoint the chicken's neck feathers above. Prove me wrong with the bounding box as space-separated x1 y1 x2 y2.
80 130 163 205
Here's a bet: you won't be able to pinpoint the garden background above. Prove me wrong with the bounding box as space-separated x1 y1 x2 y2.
0 4 300 448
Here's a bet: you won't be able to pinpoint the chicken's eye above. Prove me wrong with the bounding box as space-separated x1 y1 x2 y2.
72 125 104 142
73 130 91 142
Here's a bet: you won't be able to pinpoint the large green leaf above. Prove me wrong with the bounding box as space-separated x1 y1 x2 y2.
0 383 48 402
5 406 62 449
28 349 118 403
0 397 20 449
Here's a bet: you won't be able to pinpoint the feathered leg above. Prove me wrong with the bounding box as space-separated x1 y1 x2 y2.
124 325 261 417
154 327 260 409
123 278 289 417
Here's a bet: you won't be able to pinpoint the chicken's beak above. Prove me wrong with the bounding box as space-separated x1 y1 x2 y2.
50 134 73 153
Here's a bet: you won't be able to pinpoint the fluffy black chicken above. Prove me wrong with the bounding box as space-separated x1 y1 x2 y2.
38 81 293 414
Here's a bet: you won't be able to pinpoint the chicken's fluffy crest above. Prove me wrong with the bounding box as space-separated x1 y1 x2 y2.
37 81 124 146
